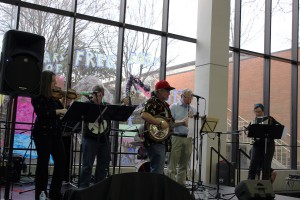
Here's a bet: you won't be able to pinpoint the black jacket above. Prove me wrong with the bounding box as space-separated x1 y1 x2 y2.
31 95 64 136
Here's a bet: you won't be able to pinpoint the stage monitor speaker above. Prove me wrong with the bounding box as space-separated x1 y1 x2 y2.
216 161 235 186
235 180 275 200
0 30 45 96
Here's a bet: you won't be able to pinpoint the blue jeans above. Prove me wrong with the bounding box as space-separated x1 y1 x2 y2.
79 137 110 188
146 143 166 174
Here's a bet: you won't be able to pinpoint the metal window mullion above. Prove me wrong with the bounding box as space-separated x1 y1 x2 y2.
231 0 241 172
263 0 272 115
160 0 170 80
290 0 299 170
111 0 127 175
66 0 77 90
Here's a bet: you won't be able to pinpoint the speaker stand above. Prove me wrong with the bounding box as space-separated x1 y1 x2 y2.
4 96 18 200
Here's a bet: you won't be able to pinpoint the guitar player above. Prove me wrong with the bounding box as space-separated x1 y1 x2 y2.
140 80 175 174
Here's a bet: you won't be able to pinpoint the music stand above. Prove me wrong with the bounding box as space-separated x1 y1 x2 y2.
101 105 136 121
200 117 219 133
192 117 219 195
99 105 136 174
248 124 284 140
62 101 100 187
248 124 284 180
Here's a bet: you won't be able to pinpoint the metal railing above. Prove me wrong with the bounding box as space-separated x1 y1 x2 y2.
226 108 300 168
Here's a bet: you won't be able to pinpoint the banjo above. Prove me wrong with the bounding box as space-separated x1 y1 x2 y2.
88 117 111 136
145 116 172 142
145 115 189 142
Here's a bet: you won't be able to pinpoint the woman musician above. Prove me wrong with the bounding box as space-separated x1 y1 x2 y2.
31 70 67 200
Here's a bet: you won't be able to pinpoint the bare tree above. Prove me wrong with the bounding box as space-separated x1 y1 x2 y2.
0 0 178 87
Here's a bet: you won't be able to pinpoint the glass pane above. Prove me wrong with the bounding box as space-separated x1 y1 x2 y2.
72 20 118 100
126 0 163 30
0 3 17 50
23 0 72 11
299 5 300 60
166 63 195 106
270 60 291 169
77 0 120 21
120 30 161 166
271 0 292 58
169 0 198 38
229 0 235 47
298 65 300 168
227 51 233 161
239 55 264 144
240 0 265 53
167 39 196 68
227 51 233 132
234 55 264 168
166 39 195 105
14 96 36 158
19 8 70 83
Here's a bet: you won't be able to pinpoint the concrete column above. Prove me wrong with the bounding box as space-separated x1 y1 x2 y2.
194 0 230 184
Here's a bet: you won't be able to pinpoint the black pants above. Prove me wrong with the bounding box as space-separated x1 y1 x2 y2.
248 140 275 180
34 134 66 200
62 135 72 182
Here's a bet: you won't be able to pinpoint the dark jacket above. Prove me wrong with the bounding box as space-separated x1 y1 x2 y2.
31 95 64 136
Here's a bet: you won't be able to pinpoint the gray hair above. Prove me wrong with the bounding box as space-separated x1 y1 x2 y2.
181 88 193 97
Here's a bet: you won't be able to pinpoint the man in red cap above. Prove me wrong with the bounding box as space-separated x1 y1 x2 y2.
140 80 175 174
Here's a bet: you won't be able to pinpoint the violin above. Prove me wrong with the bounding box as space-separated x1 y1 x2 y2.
52 87 78 100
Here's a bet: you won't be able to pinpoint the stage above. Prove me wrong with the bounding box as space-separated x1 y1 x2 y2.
1 179 300 200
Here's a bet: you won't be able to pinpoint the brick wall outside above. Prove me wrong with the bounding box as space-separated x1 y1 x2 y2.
166 50 298 144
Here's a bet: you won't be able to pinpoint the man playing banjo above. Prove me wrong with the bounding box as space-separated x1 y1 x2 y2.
140 80 175 174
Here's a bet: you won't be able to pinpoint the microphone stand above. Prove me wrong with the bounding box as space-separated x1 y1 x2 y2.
95 95 111 179
191 96 215 196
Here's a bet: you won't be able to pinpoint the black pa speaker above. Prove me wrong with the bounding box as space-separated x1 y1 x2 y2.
235 180 275 200
216 161 235 186
0 30 45 96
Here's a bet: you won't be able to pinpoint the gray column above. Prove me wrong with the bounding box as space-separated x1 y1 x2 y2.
194 0 230 184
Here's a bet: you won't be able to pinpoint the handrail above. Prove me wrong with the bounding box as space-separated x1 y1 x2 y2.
227 108 300 168
209 146 234 185
237 148 251 184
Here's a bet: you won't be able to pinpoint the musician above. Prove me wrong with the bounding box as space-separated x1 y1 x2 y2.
167 89 195 185
31 70 67 200
79 85 111 188
140 80 175 174
247 103 280 181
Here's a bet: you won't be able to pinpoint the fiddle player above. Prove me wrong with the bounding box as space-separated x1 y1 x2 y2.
140 80 175 174
31 70 67 200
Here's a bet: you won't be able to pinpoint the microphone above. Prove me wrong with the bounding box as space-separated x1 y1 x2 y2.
80 91 99 95
80 91 93 95
192 94 205 99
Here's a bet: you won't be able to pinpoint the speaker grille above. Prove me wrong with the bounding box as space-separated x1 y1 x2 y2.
4 54 41 95
0 30 45 96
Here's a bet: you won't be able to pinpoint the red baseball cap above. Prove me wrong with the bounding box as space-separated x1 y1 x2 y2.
155 80 175 91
